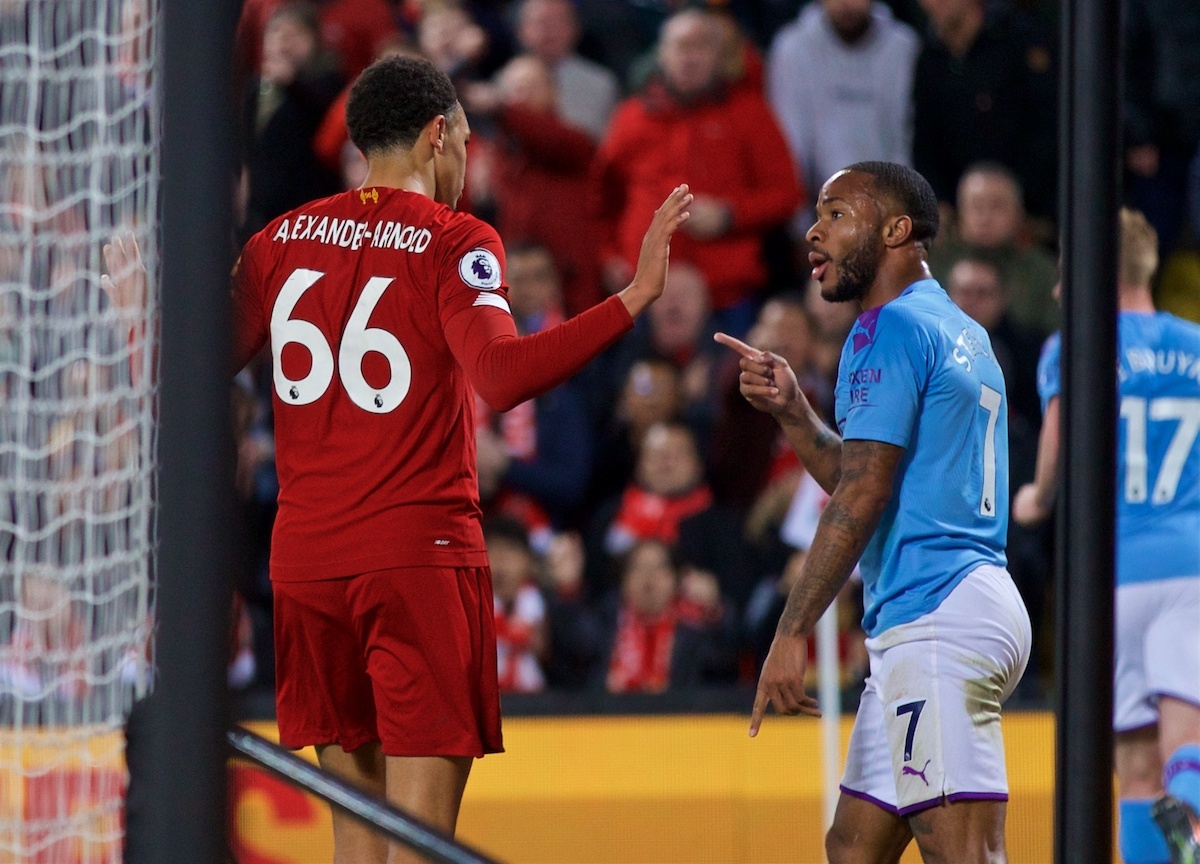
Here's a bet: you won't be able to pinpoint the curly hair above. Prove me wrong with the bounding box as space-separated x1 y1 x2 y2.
346 55 459 156
845 161 941 251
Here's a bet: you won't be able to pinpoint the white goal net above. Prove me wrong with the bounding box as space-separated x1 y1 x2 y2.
0 1 160 861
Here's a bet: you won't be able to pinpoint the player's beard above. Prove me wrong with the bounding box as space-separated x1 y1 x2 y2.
827 233 883 303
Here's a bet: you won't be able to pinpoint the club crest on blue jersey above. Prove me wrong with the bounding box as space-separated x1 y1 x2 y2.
459 248 502 290
851 307 882 353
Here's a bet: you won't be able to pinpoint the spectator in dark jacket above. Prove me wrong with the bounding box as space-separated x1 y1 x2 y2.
1123 0 1200 254
475 245 594 543
912 0 1057 221
240 2 344 238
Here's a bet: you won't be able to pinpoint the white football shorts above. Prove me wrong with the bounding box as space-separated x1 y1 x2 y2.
1114 576 1200 732
840 564 1032 816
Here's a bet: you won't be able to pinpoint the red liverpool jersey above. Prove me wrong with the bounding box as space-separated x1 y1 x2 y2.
232 187 632 580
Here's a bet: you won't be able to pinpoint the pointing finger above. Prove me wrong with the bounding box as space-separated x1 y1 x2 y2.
714 332 765 362
749 687 769 738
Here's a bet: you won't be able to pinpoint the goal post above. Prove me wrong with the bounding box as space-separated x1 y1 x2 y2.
129 0 240 862
0 0 238 860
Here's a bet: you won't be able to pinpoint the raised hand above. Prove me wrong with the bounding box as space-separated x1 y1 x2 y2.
101 234 148 318
713 331 805 419
618 184 693 318
749 632 821 738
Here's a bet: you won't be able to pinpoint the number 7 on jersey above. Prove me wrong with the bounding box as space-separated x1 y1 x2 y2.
978 384 1002 517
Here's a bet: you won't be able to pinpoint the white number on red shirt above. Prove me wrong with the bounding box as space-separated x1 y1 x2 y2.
270 268 412 413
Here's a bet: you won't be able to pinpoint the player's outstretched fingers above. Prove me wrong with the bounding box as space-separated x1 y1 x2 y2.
101 232 148 313
650 184 693 239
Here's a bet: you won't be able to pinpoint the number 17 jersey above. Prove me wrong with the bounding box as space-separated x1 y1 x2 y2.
233 188 528 581
1037 311 1200 585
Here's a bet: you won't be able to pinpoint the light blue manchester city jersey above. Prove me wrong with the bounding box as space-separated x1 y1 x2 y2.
835 279 1009 637
1037 311 1200 584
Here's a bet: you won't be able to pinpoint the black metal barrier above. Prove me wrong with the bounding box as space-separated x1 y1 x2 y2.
227 726 503 864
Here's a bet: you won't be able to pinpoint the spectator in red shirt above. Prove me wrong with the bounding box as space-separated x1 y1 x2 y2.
463 56 605 315
601 539 736 692
594 9 802 335
591 421 753 606
484 517 548 694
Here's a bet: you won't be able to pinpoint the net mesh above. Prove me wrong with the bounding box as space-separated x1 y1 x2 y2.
0 1 159 860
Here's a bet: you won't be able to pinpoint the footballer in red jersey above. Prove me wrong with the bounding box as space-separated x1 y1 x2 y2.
230 55 691 862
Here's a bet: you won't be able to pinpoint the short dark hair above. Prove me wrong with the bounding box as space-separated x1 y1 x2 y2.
346 55 459 156
845 161 940 251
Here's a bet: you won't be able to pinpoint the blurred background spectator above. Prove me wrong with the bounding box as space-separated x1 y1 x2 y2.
600 261 720 442
235 0 399 85
476 244 594 545
239 1 344 238
589 421 750 608
486 517 549 694
514 0 620 140
418 4 493 85
1122 0 1200 258
768 0 919 237
593 8 801 337
710 291 828 516
912 0 1057 223
464 57 605 314
598 540 736 693
944 255 1043 429
929 161 1060 337
588 358 685 512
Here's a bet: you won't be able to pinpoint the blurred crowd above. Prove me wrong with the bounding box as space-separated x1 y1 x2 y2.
222 0 1200 702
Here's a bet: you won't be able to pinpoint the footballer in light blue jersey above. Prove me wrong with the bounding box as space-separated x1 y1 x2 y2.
719 163 1030 854
1036 313 1200 586
836 278 1009 636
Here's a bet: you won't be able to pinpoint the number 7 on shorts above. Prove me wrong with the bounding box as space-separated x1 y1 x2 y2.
896 699 926 762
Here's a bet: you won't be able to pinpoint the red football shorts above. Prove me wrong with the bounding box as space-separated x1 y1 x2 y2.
272 566 503 757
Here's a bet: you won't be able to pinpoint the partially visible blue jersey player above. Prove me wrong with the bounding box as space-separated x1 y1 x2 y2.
1015 208 1200 864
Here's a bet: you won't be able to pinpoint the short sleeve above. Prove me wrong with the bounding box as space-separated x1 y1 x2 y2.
839 306 928 448
436 216 513 330
1036 332 1061 414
